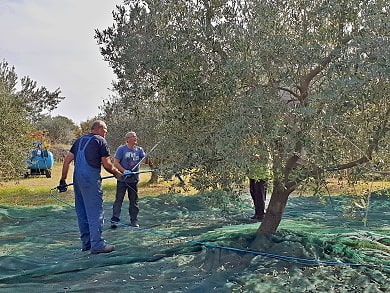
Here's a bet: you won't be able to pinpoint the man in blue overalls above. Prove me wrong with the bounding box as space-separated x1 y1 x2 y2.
60 120 122 254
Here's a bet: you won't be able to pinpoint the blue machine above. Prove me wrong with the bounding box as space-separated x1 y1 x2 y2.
25 141 55 178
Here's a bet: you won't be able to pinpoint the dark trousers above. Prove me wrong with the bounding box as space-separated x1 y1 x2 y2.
249 179 267 217
112 180 139 222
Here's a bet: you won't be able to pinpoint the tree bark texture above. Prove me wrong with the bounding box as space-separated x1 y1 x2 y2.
257 183 291 234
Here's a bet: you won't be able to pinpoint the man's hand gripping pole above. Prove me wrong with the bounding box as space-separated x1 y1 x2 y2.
55 169 159 192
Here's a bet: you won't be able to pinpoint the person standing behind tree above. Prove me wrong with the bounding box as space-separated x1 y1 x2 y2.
247 154 271 221
59 120 122 254
111 131 146 228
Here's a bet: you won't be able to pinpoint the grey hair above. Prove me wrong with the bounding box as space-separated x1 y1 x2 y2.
90 120 106 131
125 131 136 138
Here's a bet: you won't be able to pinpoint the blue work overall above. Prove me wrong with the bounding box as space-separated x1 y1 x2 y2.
73 136 106 251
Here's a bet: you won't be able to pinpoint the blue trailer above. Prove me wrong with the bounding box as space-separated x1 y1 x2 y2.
25 142 55 178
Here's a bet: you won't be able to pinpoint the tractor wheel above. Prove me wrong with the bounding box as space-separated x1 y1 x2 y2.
45 169 52 178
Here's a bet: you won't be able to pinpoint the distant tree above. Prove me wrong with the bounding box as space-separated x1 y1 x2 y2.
75 119 96 137
96 0 389 234
36 115 78 145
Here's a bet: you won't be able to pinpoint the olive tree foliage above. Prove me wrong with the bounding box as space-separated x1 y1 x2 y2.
0 60 64 123
0 69 32 180
96 0 389 233
0 60 64 180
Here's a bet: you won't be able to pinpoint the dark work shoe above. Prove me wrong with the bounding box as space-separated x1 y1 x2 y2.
90 245 115 254
250 215 264 221
111 219 119 229
82 243 91 251
130 220 139 227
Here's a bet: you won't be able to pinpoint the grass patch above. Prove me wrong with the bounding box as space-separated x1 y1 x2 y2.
0 186 59 206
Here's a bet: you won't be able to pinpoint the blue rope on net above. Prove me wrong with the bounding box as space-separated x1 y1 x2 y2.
111 221 390 270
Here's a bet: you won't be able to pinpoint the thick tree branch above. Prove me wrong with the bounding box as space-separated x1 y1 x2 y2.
325 156 371 172
278 86 299 99
297 36 352 104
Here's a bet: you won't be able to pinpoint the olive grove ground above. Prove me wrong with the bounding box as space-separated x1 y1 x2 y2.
0 191 389 292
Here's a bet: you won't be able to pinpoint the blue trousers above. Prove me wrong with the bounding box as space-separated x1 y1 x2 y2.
74 174 105 251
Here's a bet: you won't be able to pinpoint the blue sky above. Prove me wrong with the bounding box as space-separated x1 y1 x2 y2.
0 0 122 124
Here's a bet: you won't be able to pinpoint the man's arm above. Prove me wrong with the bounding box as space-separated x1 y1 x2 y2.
113 158 126 173
61 152 74 181
102 156 122 178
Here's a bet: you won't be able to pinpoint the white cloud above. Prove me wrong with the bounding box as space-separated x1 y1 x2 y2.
0 0 121 124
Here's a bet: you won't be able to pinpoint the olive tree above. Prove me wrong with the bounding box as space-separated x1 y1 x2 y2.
96 0 389 233
0 60 64 180
0 88 32 179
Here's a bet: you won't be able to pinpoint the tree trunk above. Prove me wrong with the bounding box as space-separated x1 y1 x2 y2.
148 160 158 184
257 183 291 234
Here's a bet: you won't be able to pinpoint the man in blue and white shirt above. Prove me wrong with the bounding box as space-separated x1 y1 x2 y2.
111 131 146 228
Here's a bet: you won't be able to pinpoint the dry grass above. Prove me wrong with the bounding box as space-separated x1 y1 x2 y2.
0 162 193 206
292 176 390 197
